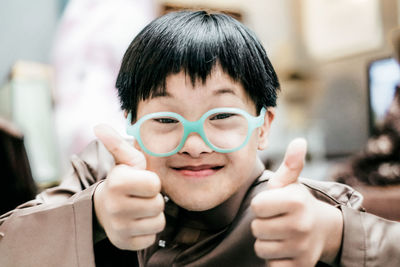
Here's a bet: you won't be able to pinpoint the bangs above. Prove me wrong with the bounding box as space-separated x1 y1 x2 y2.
116 11 279 120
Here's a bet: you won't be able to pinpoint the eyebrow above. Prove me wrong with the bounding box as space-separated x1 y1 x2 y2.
151 91 172 98
151 87 237 99
213 88 237 96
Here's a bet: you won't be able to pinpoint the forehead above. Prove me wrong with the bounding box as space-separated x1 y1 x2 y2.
136 66 257 118
163 67 252 104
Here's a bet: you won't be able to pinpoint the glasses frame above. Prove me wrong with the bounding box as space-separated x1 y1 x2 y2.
126 107 267 157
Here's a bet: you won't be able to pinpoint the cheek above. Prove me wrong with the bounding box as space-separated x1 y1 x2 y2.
228 142 257 175
245 131 261 155
145 155 168 177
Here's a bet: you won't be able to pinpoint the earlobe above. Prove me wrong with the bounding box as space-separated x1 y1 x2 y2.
257 108 275 150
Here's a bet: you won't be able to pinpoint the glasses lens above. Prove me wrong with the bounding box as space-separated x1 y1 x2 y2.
204 111 248 150
140 116 184 154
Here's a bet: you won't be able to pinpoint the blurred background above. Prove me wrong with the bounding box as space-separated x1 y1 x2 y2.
0 0 399 199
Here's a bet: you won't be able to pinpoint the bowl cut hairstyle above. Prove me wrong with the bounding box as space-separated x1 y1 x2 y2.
116 10 280 120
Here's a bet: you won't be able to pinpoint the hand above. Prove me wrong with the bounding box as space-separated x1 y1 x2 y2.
93 124 165 250
251 138 343 266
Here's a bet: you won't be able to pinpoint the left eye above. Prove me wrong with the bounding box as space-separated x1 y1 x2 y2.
210 113 235 120
153 118 179 124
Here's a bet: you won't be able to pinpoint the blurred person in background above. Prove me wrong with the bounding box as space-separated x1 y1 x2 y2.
331 28 400 221
52 0 156 172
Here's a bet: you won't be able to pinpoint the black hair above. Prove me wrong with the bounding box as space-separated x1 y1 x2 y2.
116 10 280 120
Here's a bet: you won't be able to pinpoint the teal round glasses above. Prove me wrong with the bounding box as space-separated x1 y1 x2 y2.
126 107 267 157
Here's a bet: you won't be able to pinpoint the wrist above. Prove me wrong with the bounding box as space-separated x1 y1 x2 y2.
92 180 108 243
319 202 344 265
93 180 106 230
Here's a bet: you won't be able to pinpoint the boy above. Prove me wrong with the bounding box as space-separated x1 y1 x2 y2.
0 10 399 267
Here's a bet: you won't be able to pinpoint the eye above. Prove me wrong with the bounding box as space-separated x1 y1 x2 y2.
153 118 179 124
210 113 236 120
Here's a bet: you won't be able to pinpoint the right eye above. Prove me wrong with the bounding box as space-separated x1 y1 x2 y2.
210 113 236 120
153 118 179 124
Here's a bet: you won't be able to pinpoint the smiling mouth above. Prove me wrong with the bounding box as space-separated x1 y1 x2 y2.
171 165 224 177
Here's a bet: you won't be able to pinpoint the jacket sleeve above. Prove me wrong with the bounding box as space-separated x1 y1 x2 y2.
328 182 400 267
0 140 114 267
301 178 400 267
0 139 114 223
340 206 400 266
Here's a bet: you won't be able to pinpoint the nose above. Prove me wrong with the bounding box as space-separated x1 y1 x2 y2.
179 133 213 157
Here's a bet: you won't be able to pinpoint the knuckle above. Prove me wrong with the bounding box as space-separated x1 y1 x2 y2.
130 234 156 250
250 201 260 214
287 194 306 211
254 240 267 258
129 213 165 236
290 215 312 235
251 196 265 215
155 213 166 233
128 219 146 234
153 194 165 212
297 219 312 235
106 166 128 189
250 219 260 237
146 172 161 194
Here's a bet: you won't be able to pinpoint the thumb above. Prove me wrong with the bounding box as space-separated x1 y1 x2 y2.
94 124 146 169
268 138 307 189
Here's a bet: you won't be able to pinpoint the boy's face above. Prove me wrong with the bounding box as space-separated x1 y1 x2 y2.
134 66 274 211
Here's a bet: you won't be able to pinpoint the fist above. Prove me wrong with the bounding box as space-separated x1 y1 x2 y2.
251 139 343 266
93 125 166 250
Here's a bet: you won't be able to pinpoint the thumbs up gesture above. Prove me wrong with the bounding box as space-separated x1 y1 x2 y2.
251 139 343 266
93 125 165 250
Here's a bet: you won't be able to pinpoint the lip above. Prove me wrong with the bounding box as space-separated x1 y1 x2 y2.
171 164 224 178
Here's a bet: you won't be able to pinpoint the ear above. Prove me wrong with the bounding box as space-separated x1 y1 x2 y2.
257 108 275 150
124 110 128 118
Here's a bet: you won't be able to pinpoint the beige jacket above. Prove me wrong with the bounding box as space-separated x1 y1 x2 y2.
1 140 399 266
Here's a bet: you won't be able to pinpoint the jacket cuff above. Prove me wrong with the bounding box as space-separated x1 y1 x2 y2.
70 180 104 266
0 181 101 267
91 180 108 244
339 205 366 266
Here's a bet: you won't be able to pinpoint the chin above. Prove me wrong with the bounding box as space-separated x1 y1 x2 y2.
172 195 224 211
163 180 236 211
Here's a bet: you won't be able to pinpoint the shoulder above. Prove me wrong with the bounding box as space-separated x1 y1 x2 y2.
251 170 364 210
